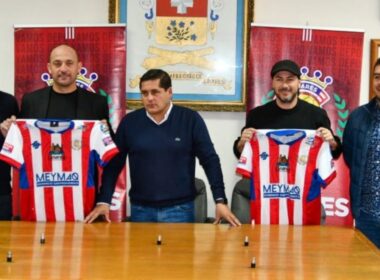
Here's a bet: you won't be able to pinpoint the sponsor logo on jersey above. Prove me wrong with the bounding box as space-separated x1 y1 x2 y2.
263 184 301 200
1 142 14 153
260 152 269 160
50 121 59 127
239 156 247 164
35 172 80 187
102 136 113 146
32 141 41 149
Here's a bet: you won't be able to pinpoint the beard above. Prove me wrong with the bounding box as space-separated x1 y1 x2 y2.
275 90 298 104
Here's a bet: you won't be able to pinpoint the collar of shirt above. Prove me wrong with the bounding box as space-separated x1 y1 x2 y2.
146 102 173 125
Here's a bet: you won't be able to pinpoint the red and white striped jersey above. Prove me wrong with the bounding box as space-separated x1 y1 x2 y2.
0 119 119 222
236 129 336 225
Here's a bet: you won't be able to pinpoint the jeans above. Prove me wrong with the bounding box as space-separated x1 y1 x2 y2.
130 201 195 223
356 211 380 248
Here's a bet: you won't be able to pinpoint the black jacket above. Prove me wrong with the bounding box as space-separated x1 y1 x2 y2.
19 86 109 120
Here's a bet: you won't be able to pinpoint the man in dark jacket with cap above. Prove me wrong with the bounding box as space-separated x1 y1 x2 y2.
233 59 341 158
232 59 341 225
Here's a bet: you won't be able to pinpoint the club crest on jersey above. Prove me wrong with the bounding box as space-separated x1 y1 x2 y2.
298 155 308 165
72 140 82 150
260 152 269 160
277 154 289 171
49 143 64 160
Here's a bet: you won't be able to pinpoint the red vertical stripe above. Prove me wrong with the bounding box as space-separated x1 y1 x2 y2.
287 199 294 225
251 139 261 224
18 121 36 221
268 139 279 224
270 199 279 224
62 129 74 221
303 137 323 224
287 140 302 184
287 140 302 225
41 130 55 221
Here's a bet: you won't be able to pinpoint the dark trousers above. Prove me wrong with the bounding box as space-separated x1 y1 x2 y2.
356 211 380 248
0 194 12 220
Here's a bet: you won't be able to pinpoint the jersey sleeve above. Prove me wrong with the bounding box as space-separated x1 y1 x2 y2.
0 122 24 169
90 121 119 167
236 141 253 178
316 140 336 186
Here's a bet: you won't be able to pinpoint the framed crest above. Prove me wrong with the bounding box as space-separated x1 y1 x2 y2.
109 0 254 111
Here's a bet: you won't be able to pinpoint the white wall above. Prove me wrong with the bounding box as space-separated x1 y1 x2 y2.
1 0 379 218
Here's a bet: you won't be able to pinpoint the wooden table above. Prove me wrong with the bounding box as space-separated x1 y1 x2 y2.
0 222 379 279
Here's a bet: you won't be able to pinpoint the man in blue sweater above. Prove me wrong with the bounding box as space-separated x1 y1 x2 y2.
343 58 380 248
85 69 241 226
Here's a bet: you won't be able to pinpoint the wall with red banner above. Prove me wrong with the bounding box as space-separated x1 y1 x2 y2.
13 25 127 221
248 24 364 226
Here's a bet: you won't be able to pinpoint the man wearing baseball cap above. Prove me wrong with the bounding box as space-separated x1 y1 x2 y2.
233 59 341 159
232 59 341 225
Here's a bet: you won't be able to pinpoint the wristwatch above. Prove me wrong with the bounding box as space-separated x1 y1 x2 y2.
215 198 228 205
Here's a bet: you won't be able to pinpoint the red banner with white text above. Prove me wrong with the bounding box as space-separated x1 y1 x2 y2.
14 25 127 221
248 25 364 226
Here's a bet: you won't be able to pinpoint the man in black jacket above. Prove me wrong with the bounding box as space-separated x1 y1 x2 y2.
19 44 108 120
0 91 19 220
0 44 111 220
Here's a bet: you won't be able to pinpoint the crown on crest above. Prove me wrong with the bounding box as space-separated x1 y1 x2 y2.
41 67 98 93
299 66 333 106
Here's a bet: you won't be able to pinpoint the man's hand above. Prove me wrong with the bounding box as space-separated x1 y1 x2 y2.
84 204 111 224
317 127 338 151
0 115 16 137
213 203 241 227
237 128 256 154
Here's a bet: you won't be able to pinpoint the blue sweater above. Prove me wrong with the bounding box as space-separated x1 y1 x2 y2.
98 105 226 207
343 98 378 219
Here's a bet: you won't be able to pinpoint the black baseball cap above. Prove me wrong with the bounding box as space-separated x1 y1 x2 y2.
270 59 301 78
